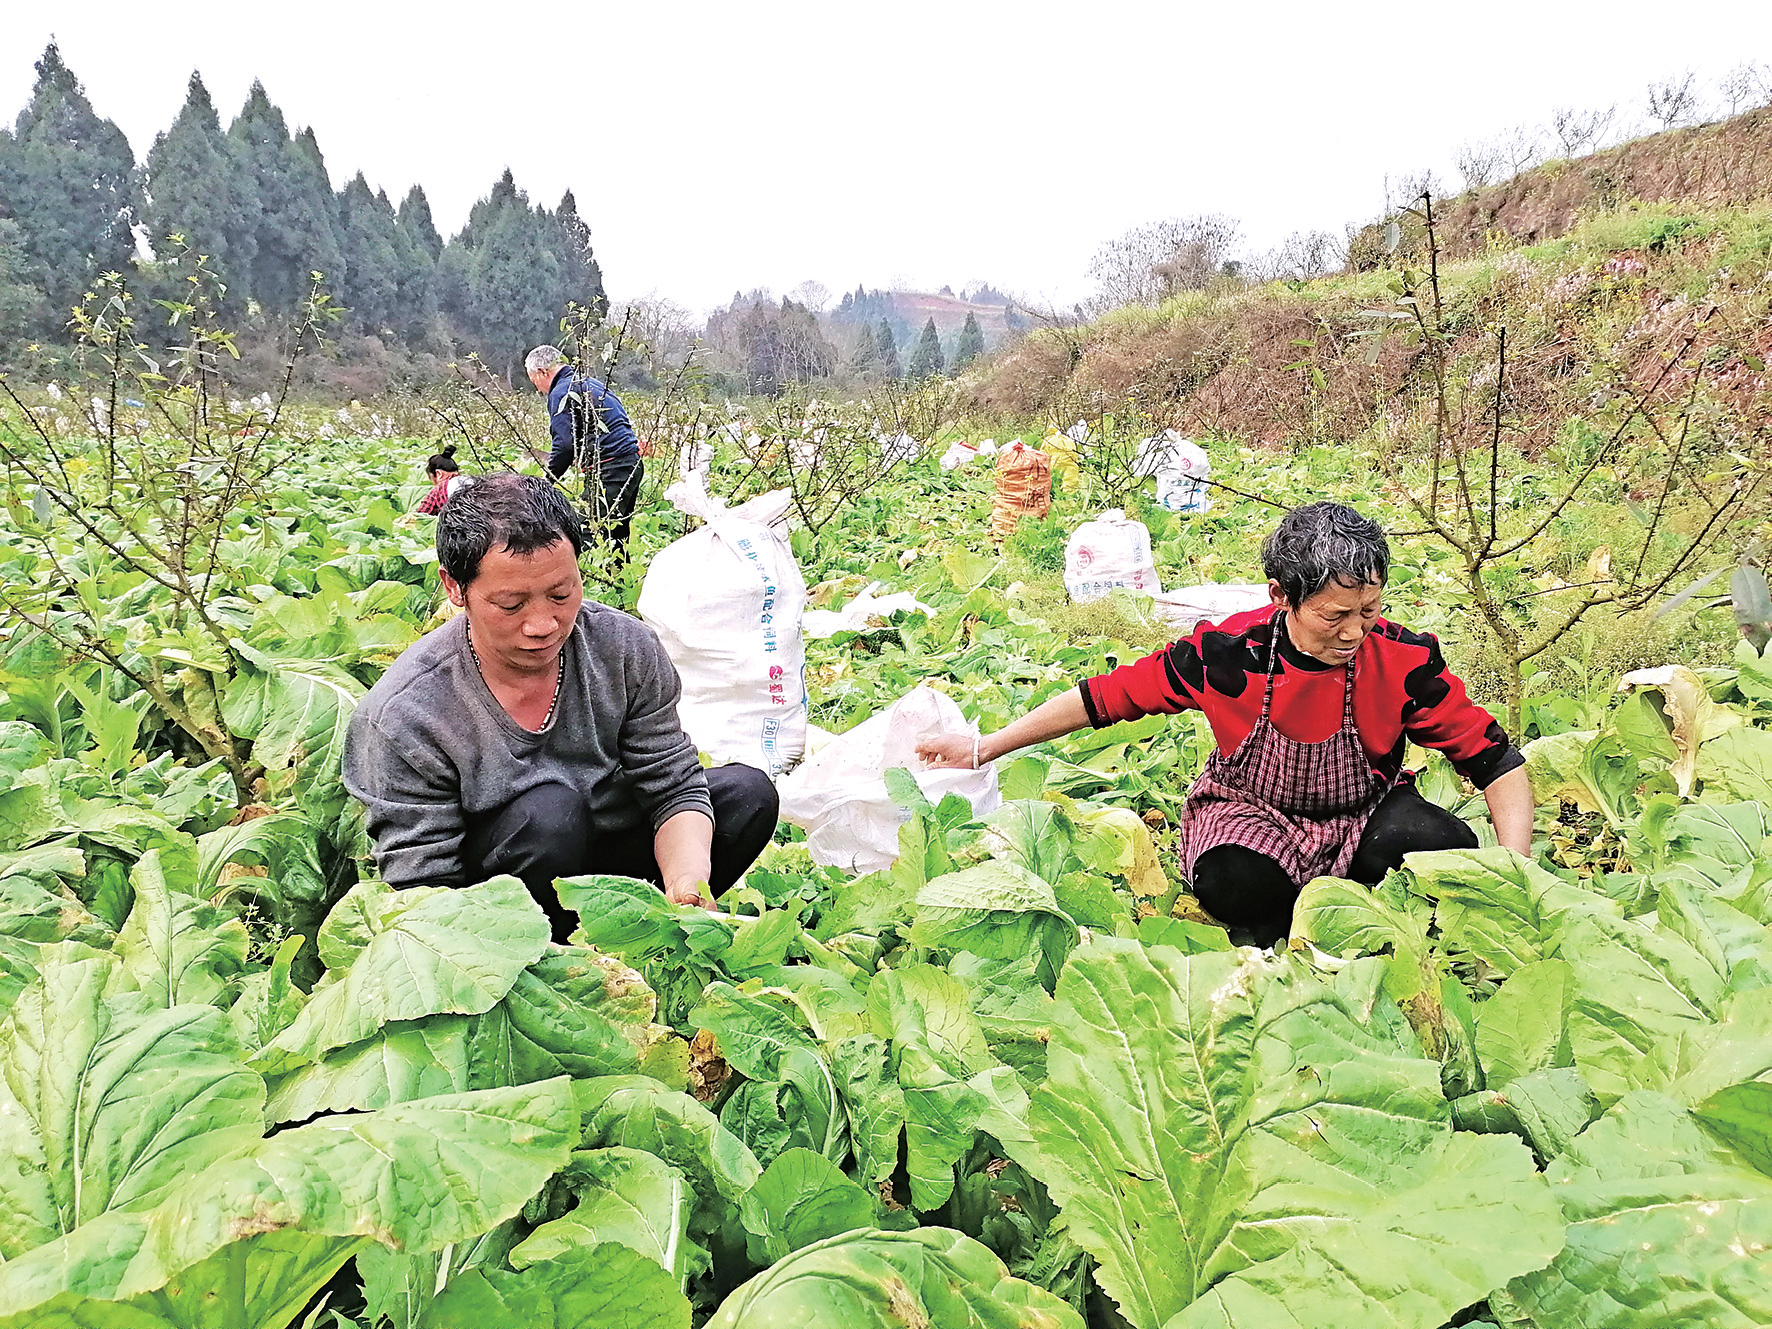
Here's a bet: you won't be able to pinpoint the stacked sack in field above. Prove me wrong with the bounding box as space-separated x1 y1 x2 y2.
1152 582 1272 635
1137 430 1212 513
1064 509 1162 602
637 473 808 777
990 442 1053 542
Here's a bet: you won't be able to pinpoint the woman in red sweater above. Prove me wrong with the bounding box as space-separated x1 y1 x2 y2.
918 502 1535 948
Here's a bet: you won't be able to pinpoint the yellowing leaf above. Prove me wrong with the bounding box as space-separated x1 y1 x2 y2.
1617 665 1743 797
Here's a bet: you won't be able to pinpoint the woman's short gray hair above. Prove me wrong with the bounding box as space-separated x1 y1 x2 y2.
524 345 567 376
1261 502 1390 608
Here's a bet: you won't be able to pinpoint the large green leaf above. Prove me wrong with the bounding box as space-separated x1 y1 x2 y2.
1698 724 1772 803
0 1079 578 1327
693 982 847 1168
867 963 1001 1210
1013 940 1561 1329
1561 903 1740 1106
1292 874 1437 1002
0 722 53 793
1634 988 1772 1109
220 641 364 838
707 1227 1085 1329
1403 846 1619 976
252 876 549 1076
948 951 1056 1088
265 947 672 1121
981 799 1074 884
465 949 669 1088
910 861 1078 989
0 943 265 1258
1507 1090 1772 1328
509 1147 698 1280
113 846 249 1010
1475 958 1573 1087
1695 1080 1772 1177
421 1241 690 1329
827 1035 907 1189
1450 1066 1601 1162
264 1017 474 1122
739 1147 877 1263
574 1075 762 1246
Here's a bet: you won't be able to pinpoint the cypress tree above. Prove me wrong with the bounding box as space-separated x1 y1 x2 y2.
850 322 877 373
951 311 985 369
468 200 561 381
227 83 343 313
907 316 945 379
0 220 47 343
387 188 438 344
458 168 520 249
0 42 140 338
551 189 605 317
876 317 900 378
336 172 401 334
397 185 443 262
143 73 260 296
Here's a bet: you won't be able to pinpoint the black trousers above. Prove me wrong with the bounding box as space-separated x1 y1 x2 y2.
584 452 643 553
462 764 779 942
1190 781 1479 950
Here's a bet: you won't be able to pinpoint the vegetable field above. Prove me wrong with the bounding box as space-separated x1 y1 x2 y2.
0 384 1770 1329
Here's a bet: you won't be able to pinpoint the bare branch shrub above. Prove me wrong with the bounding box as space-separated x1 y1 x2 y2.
1548 104 1617 158
1087 215 1243 312
1250 231 1344 284
1718 62 1772 117
1365 194 1765 729
1646 70 1704 130
0 250 335 803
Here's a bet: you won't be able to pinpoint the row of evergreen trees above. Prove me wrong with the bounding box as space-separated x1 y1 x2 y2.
851 314 985 379
0 44 604 379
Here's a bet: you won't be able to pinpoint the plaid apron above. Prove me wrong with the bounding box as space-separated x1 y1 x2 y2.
1179 610 1397 887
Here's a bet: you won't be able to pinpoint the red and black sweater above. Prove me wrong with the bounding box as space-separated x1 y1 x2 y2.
1079 608 1523 789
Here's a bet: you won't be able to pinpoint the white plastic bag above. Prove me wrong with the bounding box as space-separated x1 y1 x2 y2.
1152 583 1271 635
776 686 1000 873
802 582 934 639
940 440 980 471
637 473 808 776
882 433 921 465
1138 431 1212 513
1064 510 1162 603
679 440 714 483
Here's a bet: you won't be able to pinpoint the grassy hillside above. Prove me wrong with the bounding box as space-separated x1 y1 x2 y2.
968 109 1772 445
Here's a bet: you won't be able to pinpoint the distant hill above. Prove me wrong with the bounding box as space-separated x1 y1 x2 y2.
968 105 1772 438
886 290 1016 343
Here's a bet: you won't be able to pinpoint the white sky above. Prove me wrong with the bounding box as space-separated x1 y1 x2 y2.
6 1 1771 316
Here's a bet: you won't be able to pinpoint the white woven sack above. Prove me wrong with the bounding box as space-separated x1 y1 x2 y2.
637 473 808 776
776 686 1000 873
1064 509 1162 603
1152 583 1272 635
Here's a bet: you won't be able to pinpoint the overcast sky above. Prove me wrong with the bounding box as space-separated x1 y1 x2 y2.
7 1 1771 315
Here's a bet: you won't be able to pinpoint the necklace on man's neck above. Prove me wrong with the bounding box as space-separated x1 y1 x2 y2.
465 620 566 730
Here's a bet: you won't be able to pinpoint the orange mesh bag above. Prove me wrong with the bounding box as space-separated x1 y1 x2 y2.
991 442 1053 543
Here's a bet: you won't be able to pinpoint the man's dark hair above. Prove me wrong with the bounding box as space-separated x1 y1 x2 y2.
437 472 584 586
1261 501 1390 608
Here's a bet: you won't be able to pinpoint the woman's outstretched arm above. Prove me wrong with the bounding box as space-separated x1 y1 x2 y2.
916 689 1091 769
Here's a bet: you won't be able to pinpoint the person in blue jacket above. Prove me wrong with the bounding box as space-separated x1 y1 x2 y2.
525 344 643 552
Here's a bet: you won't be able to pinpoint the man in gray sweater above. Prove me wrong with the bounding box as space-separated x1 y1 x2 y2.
343 473 778 940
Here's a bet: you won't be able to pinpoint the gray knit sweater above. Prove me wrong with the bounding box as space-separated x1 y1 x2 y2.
343 602 712 886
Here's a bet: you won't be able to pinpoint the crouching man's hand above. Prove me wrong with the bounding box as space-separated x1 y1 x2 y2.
665 878 713 909
655 808 717 910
